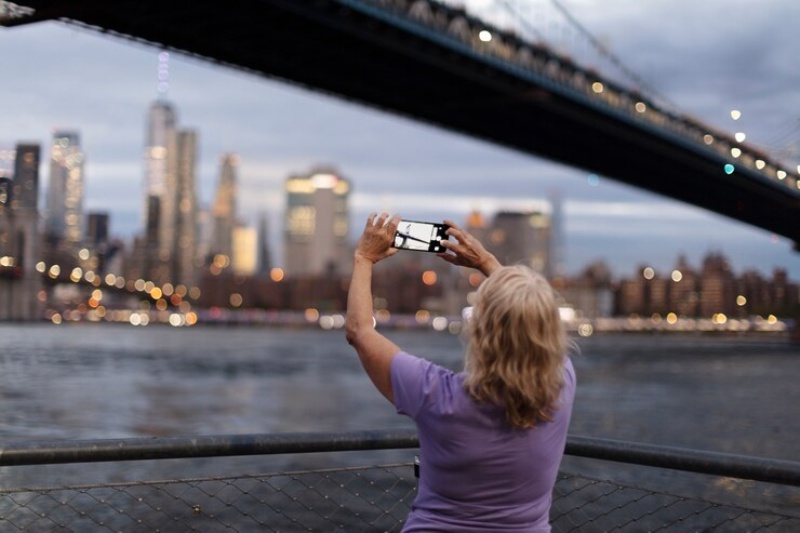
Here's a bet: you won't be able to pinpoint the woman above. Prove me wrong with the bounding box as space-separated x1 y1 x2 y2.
346 213 576 532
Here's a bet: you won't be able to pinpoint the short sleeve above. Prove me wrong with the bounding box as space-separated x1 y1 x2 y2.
391 351 457 420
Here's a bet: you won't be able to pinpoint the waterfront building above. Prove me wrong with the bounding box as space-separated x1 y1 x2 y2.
142 99 177 282
698 252 734 317
0 143 42 320
558 260 614 318
11 143 40 211
283 169 350 276
209 154 238 261
86 212 109 247
172 129 199 288
256 212 273 275
139 97 199 288
44 131 84 246
486 210 552 278
232 224 257 275
668 255 698 316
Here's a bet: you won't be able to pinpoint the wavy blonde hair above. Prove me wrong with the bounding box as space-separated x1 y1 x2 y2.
463 265 572 429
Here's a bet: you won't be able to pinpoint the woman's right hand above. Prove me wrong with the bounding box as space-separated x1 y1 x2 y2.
437 219 501 277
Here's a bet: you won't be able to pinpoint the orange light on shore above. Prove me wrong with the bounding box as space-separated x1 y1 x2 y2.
421 270 437 286
270 268 285 282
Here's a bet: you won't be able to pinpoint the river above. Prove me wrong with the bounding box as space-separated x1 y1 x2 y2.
1 323 798 488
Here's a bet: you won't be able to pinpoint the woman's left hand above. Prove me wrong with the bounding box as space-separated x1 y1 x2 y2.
355 213 401 264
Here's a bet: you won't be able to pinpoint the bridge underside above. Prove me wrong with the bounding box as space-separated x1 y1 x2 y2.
6 0 799 245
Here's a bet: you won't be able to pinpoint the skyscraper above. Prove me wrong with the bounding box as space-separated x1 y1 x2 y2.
487 210 553 278
209 153 238 260
0 143 42 320
11 143 40 211
143 100 176 252
283 169 350 276
172 129 199 287
139 97 199 287
45 131 84 245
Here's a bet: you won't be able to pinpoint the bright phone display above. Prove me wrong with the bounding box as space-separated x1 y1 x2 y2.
393 220 449 253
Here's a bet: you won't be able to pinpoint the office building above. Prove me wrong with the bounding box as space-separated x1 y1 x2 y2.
172 129 199 287
0 143 42 320
143 100 176 254
209 154 238 260
45 130 84 245
86 212 110 247
140 99 199 287
283 169 350 276
486 210 553 278
256 212 273 275
11 143 40 211
232 224 257 275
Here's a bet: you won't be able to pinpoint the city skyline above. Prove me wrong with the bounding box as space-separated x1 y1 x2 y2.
1 0 799 279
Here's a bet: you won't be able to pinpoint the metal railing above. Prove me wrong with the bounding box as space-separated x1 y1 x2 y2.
2 431 800 532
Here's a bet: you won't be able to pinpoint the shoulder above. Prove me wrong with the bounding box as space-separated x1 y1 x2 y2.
391 352 462 417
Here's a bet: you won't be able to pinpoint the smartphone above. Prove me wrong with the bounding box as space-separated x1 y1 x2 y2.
393 220 449 253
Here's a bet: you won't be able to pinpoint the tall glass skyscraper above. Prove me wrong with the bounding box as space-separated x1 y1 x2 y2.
283 169 350 276
143 100 176 250
210 153 239 260
45 131 84 245
0 143 42 320
140 99 198 287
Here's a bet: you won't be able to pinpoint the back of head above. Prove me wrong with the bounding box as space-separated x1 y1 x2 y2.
464 265 569 428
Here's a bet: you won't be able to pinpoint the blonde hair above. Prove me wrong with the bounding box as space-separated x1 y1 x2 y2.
463 265 572 429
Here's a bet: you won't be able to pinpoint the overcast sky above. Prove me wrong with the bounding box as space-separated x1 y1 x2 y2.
1 0 799 278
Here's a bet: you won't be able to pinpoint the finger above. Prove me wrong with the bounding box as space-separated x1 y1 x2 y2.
365 212 377 228
437 252 456 265
375 212 390 226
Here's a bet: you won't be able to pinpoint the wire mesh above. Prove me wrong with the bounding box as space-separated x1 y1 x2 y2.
2 462 800 532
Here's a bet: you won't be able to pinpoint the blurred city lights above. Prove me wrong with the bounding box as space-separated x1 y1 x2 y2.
421 270 438 286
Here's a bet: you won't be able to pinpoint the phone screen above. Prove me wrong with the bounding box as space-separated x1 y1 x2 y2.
393 220 449 253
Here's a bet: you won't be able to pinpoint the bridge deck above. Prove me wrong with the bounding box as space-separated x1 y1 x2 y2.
4 0 799 244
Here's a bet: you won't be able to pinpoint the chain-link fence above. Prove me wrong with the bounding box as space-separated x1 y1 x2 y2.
2 432 800 532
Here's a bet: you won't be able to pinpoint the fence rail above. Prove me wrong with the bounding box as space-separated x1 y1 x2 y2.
2 431 800 532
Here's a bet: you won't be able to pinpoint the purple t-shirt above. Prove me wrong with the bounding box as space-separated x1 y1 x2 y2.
391 351 576 532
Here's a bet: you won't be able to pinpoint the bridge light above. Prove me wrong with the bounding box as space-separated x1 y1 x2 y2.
730 109 742 120
36 261 46 273
478 30 492 42
703 134 714 145
724 164 735 174
591 82 604 94
755 159 766 170
671 270 683 282
734 132 746 143
776 170 786 180
635 102 646 113
730 147 741 158
642 267 655 280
